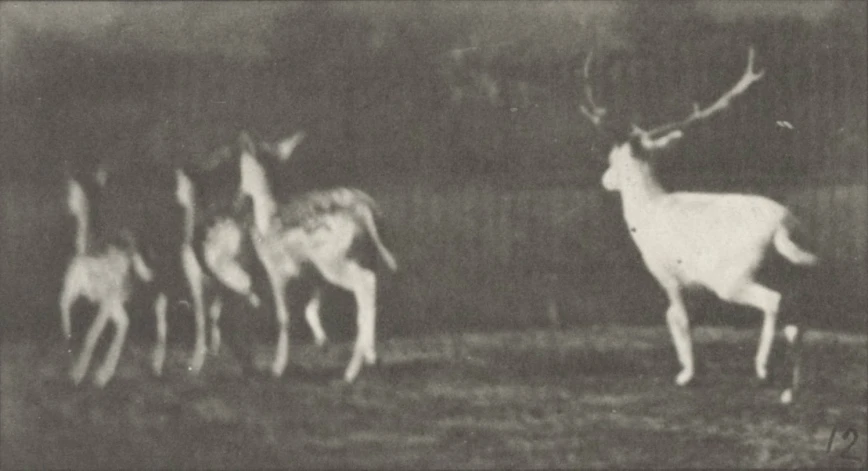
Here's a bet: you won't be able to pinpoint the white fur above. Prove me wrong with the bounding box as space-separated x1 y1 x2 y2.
588 47 815 403
59 179 153 387
602 141 816 394
239 132 397 382
172 169 260 361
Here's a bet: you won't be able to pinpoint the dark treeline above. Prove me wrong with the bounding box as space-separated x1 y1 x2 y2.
1 2 866 339
2 2 865 190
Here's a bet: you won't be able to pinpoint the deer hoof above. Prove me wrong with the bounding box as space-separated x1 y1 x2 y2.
270 362 285 378
93 369 112 388
675 369 694 386
780 389 793 404
755 364 768 381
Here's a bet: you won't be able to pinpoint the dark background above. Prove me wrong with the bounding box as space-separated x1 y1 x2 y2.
1 1 866 342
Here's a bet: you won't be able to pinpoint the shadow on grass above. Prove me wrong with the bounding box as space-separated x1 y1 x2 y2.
480 346 673 380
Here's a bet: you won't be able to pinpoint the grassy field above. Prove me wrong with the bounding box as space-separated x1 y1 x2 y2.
2 325 867 469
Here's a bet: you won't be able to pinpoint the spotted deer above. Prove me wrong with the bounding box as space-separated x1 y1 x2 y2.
59 174 154 387
237 131 398 382
581 47 818 404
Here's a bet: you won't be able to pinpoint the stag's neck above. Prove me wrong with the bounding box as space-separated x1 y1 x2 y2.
618 163 668 226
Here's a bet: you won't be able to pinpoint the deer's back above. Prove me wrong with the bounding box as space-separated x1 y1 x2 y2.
633 192 789 288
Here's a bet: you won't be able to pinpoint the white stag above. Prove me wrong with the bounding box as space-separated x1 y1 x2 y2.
582 47 818 404
238 131 398 382
59 175 154 387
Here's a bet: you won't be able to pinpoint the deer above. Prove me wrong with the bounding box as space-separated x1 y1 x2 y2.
149 167 262 376
177 142 267 364
58 172 154 387
61 160 244 386
580 46 819 404
236 130 398 383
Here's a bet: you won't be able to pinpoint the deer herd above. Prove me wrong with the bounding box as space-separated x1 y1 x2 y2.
59 47 817 404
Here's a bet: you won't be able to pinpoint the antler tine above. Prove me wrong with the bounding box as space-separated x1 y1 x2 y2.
639 46 765 145
580 50 607 127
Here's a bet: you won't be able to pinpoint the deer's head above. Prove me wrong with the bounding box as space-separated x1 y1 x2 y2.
237 131 271 200
582 47 765 193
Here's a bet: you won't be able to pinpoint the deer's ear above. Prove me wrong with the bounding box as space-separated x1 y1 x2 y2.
275 131 306 162
641 130 684 151
238 131 256 155
94 165 108 187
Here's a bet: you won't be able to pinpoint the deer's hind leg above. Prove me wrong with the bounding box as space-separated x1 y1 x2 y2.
181 246 207 374
70 301 112 385
662 285 694 386
314 258 377 383
152 293 168 376
208 296 223 355
93 299 130 387
304 288 327 348
720 281 781 381
780 323 803 404
58 270 80 344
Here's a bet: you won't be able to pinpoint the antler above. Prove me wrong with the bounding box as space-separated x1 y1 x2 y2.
634 46 765 150
580 51 607 127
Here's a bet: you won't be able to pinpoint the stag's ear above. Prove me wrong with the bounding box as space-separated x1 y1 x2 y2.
639 129 684 152
275 131 306 162
238 131 257 155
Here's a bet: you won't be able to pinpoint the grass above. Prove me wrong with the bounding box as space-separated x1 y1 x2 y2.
2 324 867 469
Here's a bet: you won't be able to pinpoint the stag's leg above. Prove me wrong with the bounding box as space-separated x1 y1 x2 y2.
725 282 781 381
181 246 207 374
93 301 130 387
316 260 377 382
209 297 223 355
58 277 78 348
70 302 111 385
304 288 327 348
663 286 694 386
780 323 803 404
152 293 168 376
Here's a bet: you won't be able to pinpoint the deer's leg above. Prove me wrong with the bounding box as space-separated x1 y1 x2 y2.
780 323 803 404
663 286 694 386
249 233 292 377
725 282 781 381
59 278 76 342
209 297 223 355
255 258 290 377
181 246 207 374
152 293 168 376
93 301 129 388
58 276 79 354
316 260 377 383
304 288 327 348
70 302 111 385
269 275 290 377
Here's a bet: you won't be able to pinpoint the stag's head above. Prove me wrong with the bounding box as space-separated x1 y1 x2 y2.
582 47 765 193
